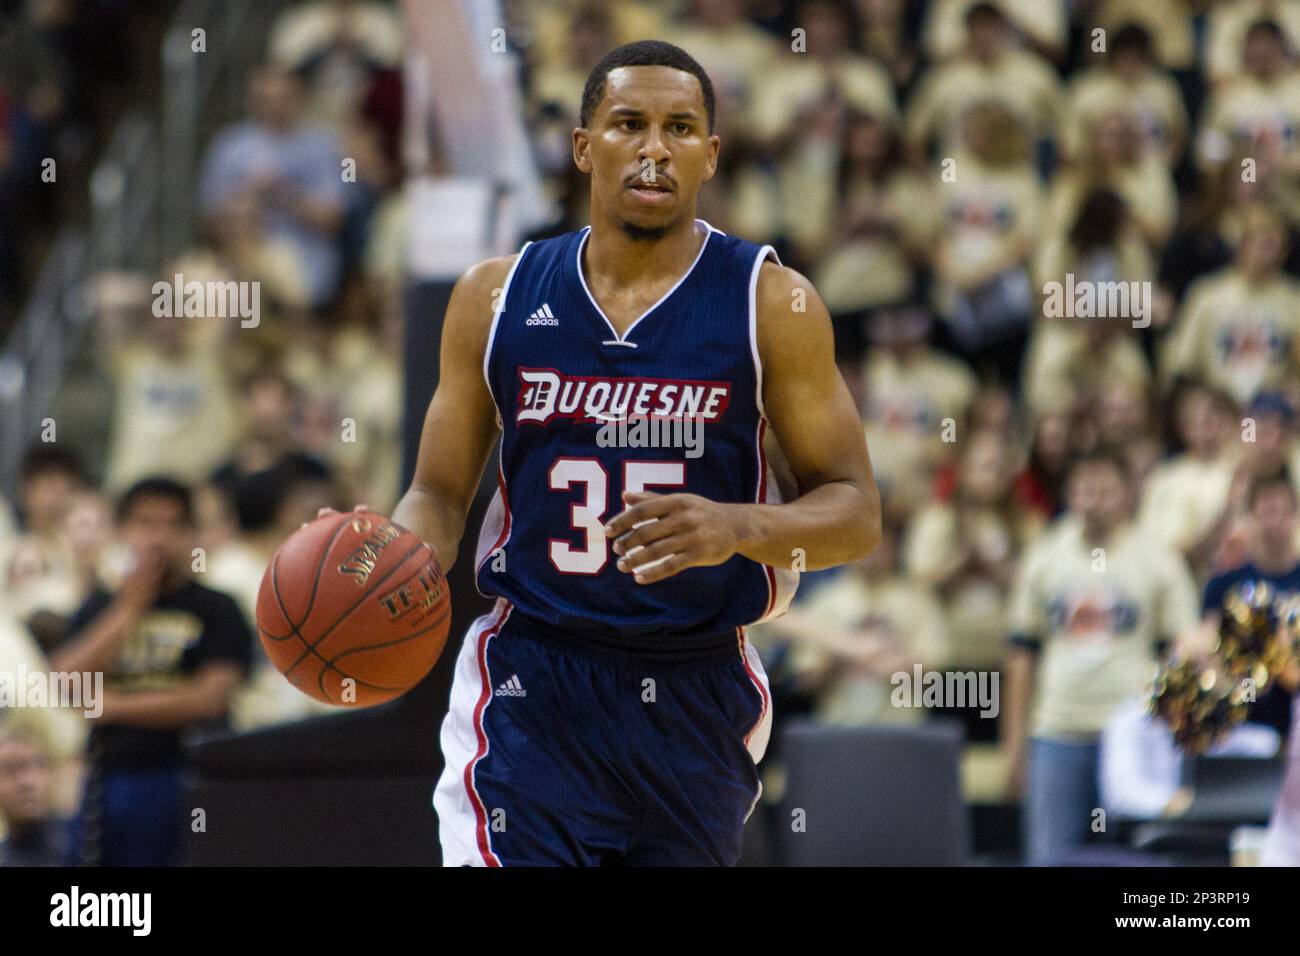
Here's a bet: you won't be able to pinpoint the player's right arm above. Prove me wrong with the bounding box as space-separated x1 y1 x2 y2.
388 255 517 571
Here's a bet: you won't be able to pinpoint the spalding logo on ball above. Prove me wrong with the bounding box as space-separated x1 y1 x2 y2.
256 511 452 706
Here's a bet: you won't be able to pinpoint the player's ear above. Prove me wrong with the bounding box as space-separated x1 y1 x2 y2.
573 127 593 173
701 133 720 182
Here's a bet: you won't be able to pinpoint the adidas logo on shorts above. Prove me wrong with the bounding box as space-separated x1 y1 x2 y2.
526 303 559 326
495 674 527 697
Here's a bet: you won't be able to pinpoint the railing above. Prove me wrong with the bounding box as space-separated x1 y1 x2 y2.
0 0 291 497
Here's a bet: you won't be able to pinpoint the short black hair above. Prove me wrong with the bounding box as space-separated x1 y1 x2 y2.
1111 22 1154 58
115 476 194 526
580 40 716 133
19 444 85 485
1245 18 1285 45
965 2 1004 27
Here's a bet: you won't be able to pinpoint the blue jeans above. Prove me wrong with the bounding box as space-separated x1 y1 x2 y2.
1024 737 1101 866
67 766 186 867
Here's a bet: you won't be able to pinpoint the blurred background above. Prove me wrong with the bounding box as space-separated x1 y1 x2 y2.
2 0 1300 867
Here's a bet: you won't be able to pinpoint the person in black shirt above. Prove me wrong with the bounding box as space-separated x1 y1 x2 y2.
1201 472 1300 735
0 723 70 867
50 477 253 866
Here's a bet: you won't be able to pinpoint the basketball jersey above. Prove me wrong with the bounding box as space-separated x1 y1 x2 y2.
474 219 798 638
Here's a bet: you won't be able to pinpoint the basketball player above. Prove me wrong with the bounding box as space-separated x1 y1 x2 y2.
396 40 879 865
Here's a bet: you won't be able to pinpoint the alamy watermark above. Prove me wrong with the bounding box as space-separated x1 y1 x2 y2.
152 273 260 328
596 414 704 458
0 666 103 718
891 665 1000 718
1042 273 1151 329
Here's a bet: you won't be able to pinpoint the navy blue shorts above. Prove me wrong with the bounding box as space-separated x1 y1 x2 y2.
434 600 771 866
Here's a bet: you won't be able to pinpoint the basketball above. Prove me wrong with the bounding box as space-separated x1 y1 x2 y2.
255 511 451 707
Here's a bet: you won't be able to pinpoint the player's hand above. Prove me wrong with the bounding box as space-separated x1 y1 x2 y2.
312 504 371 524
604 491 743 584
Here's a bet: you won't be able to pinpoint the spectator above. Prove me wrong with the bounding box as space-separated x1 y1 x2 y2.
1047 109 1177 250
1205 5 1300 86
922 0 1067 66
1027 188 1154 416
50 478 252 866
198 65 346 309
859 305 978 519
1060 22 1188 165
267 0 404 132
927 100 1042 376
208 466 339 730
904 429 1043 669
1197 470 1300 734
1199 18 1300 174
1161 204 1300 407
1004 448 1199 864
0 722 72 867
755 520 949 727
1138 381 1241 578
100 303 241 495
905 1 1060 160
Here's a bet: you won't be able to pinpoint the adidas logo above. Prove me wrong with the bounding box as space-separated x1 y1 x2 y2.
495 674 527 697
526 303 559 326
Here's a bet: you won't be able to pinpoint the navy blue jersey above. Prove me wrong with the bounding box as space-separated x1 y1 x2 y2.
473 219 798 638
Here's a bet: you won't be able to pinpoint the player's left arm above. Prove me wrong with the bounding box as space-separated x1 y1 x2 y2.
604 261 881 583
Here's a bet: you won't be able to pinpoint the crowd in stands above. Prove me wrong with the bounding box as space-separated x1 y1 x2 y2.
4 0 1300 865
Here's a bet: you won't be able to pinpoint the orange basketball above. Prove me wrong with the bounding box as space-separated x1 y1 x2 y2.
255 511 452 707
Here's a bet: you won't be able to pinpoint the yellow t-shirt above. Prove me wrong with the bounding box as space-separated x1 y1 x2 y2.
1137 453 1237 555
1061 67 1188 161
1022 322 1152 415
788 572 950 726
903 503 1037 668
1045 155 1177 245
930 155 1043 314
1200 71 1300 166
905 51 1061 155
104 344 239 494
1161 271 1300 406
749 55 898 142
1009 517 1200 739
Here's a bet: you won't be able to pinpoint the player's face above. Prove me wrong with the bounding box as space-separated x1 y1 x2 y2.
575 65 719 236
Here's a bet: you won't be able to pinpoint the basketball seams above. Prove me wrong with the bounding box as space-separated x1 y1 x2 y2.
281 539 433 675
313 602 453 700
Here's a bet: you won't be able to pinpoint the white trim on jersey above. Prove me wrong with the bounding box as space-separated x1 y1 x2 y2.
739 629 773 765
747 242 781 418
434 599 513 867
574 218 715 346
482 241 533 401
746 242 798 623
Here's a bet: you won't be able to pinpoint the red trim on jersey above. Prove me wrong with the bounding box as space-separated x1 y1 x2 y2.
755 418 777 619
476 464 513 577
465 603 511 866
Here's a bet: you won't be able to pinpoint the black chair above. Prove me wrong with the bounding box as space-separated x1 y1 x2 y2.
777 719 970 866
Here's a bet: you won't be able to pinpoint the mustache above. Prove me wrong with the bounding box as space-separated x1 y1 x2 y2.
626 171 675 190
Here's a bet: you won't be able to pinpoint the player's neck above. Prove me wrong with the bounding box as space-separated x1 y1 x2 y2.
584 213 706 291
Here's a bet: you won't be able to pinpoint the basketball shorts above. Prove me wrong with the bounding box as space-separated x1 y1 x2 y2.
434 599 772 866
